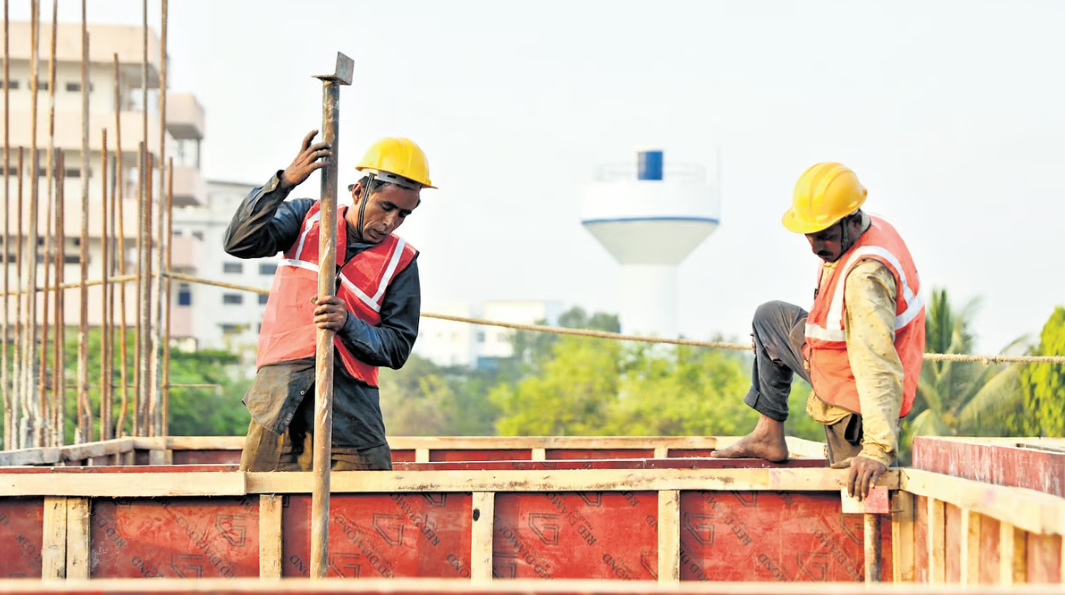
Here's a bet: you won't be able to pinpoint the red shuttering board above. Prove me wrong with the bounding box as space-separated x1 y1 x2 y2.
430 450 533 462
172 450 242 466
1027 533 1063 584
281 494 473 579
492 492 659 580
546 449 655 460
0 497 44 578
679 491 891 582
90 497 260 578
913 438 1065 497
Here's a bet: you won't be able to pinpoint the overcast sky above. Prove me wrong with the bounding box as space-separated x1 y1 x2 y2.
14 0 1065 354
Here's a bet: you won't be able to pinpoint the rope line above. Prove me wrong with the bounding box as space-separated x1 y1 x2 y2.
7 271 1065 365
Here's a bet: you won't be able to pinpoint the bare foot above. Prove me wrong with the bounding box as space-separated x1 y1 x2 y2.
710 416 789 463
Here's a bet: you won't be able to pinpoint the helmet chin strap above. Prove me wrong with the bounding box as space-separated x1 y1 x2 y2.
355 172 377 243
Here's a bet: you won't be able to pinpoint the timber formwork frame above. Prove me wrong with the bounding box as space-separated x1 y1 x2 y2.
0 436 1060 586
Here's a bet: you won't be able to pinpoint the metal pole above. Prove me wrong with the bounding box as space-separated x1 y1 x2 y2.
113 55 129 439
52 149 63 445
150 0 168 438
135 0 149 437
100 130 110 440
864 513 882 583
76 6 90 444
133 141 143 437
309 52 353 579
162 157 172 437
24 0 41 449
38 0 57 447
2 0 11 450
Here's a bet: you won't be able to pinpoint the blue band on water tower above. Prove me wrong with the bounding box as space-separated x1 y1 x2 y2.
637 150 663 181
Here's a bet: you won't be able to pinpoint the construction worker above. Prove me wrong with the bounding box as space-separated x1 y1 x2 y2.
712 162 926 501
224 130 433 472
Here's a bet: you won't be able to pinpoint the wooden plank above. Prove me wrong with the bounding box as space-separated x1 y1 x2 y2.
470 491 495 581
902 469 1065 537
531 448 546 461
246 467 899 495
892 491 915 583
0 438 135 467
999 522 1027 586
259 494 283 579
415 448 430 463
65 497 91 579
657 489 680 583
0 471 247 497
148 449 173 466
41 496 67 579
960 509 981 586
927 497 945 584
653 446 668 459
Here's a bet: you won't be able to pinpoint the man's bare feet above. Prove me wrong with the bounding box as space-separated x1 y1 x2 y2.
710 415 789 463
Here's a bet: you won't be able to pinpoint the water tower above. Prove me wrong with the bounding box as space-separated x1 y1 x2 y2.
581 150 721 338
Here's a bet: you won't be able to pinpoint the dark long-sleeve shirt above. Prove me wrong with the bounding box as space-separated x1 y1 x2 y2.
223 171 421 450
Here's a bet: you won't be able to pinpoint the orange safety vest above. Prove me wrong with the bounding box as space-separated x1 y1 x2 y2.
255 201 418 387
802 215 926 417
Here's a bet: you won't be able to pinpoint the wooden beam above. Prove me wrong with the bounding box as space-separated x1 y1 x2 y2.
891 491 915 583
41 496 67 579
653 446 668 459
65 497 90 579
657 489 681 583
902 469 1065 537
531 448 546 461
0 438 134 466
470 491 495 581
959 509 981 586
0 471 246 497
999 522 1027 586
247 468 898 496
927 497 945 584
259 494 283 579
415 449 430 463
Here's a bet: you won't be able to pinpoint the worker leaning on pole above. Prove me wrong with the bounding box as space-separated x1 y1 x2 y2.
712 163 926 500
223 130 433 472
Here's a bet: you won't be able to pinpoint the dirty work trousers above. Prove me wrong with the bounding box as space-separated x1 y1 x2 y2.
239 395 392 472
744 300 876 465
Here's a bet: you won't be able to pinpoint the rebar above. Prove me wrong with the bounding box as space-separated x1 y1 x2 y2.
23 0 41 450
52 149 64 446
38 0 57 447
112 54 129 439
2 0 11 450
150 0 168 438
75 2 90 444
13 146 22 449
162 158 173 438
100 130 110 441
137 149 152 437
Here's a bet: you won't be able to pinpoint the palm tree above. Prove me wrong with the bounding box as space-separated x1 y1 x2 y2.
901 289 1027 459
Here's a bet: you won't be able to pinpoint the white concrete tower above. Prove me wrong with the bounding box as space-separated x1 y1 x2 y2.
581 150 720 338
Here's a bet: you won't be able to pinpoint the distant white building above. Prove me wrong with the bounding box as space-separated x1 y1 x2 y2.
171 179 280 356
415 300 564 369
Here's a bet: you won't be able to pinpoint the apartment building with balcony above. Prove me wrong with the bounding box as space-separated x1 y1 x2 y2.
0 21 206 342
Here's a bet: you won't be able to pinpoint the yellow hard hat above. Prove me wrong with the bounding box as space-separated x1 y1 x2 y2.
355 137 436 190
782 162 867 234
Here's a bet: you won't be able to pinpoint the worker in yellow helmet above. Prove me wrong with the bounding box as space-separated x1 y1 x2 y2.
223 129 435 472
713 163 926 501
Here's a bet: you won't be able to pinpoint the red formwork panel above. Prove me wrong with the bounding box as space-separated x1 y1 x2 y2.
492 491 659 580
546 449 654 460
430 450 533 462
679 490 890 582
281 493 474 579
979 516 1000 585
913 438 1065 497
945 503 962 584
0 465 235 474
669 449 717 458
0 497 44 578
391 450 416 463
1027 533 1063 584
90 497 260 578
172 450 242 466
914 496 929 583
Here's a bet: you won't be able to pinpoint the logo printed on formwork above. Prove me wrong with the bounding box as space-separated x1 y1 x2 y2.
730 492 758 507
214 515 248 547
528 513 561 546
798 551 830 581
170 554 204 579
839 514 863 546
372 513 405 546
682 513 716 546
577 492 603 507
421 494 448 508
328 553 361 578
492 559 518 579
640 551 658 580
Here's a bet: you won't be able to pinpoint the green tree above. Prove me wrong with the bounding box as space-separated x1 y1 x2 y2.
901 289 1025 458
1008 307 1065 437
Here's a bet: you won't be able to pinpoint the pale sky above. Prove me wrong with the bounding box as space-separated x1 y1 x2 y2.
15 0 1065 355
